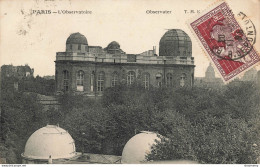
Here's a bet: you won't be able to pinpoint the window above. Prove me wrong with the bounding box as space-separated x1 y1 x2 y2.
63 70 69 92
156 73 162 87
76 70 84 91
127 71 135 85
97 72 105 92
78 44 81 50
70 44 72 50
166 73 173 87
90 72 94 92
143 73 150 89
111 72 119 87
180 73 186 87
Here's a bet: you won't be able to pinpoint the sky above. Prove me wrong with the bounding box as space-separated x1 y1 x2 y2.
0 0 259 77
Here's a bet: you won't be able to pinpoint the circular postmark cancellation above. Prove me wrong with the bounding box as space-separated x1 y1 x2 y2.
208 11 256 60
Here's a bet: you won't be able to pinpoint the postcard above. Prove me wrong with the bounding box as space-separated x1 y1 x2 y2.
0 0 259 165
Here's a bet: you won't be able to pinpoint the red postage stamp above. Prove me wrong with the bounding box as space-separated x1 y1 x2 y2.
188 1 260 82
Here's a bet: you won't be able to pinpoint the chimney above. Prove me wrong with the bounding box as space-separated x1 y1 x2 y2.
153 46 156 55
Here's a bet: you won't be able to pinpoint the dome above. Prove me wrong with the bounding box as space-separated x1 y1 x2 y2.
22 125 76 160
106 41 122 54
159 29 192 57
205 63 215 78
121 131 161 164
66 32 88 45
206 63 214 73
107 41 120 50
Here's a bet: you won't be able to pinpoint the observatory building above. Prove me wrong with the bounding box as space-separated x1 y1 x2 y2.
21 125 121 164
55 29 195 95
121 131 161 163
21 125 76 164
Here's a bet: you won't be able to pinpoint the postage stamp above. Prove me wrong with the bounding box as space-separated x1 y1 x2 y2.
188 1 260 82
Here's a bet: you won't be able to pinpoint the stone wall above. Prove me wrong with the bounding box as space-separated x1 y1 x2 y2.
55 61 194 95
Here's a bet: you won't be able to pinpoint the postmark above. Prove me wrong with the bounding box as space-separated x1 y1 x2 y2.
188 1 260 82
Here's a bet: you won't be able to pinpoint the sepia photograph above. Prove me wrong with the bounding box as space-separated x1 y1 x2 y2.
0 0 260 164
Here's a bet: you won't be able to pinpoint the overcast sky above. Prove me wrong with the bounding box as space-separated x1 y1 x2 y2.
0 0 259 77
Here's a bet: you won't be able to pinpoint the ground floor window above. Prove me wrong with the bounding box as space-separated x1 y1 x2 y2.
76 70 84 91
156 73 162 87
97 72 105 92
111 72 119 87
63 70 69 92
127 71 135 85
180 73 186 87
143 73 150 89
166 73 173 87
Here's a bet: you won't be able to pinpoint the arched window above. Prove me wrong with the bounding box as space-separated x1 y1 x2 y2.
76 70 84 91
180 73 186 87
97 72 105 92
143 73 150 89
63 70 69 92
127 71 135 85
111 72 119 87
166 73 173 87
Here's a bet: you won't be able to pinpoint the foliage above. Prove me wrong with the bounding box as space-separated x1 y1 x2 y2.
146 82 260 164
18 76 55 95
1 78 259 164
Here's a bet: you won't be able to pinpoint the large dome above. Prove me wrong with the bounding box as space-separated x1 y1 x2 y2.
66 32 88 45
22 125 76 160
159 29 192 57
121 131 161 164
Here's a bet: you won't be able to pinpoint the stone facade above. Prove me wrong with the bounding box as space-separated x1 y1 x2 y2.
55 30 195 95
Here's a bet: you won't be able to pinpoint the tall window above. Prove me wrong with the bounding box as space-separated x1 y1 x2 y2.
76 70 84 91
166 73 173 87
156 73 162 87
111 72 119 87
143 73 150 89
90 73 94 92
127 71 135 85
63 70 69 92
180 73 186 87
78 44 81 50
97 72 105 92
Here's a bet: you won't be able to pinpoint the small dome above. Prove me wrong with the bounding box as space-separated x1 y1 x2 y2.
66 32 88 45
22 125 76 160
159 29 192 57
106 41 121 54
107 41 120 50
121 131 161 164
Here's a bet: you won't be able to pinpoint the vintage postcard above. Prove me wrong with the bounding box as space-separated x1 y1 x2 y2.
0 0 260 165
